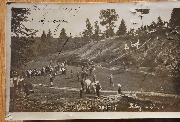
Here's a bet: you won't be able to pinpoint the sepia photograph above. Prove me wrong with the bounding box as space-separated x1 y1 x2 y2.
6 1 180 119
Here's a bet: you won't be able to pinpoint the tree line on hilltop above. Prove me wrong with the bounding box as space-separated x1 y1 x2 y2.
11 7 180 69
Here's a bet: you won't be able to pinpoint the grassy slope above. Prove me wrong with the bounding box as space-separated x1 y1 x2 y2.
11 31 180 112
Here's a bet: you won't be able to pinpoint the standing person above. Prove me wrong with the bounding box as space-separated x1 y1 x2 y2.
81 65 84 71
70 70 73 78
117 84 122 94
81 71 84 81
17 76 21 91
49 59 53 67
96 82 102 97
13 75 18 90
10 77 15 99
80 88 83 98
23 82 34 97
93 74 96 83
77 72 80 82
18 76 24 92
122 62 126 71
80 80 84 91
89 67 93 76
49 74 55 87
23 82 29 96
84 69 89 80
109 74 114 87
62 67 66 75
64 67 67 75
10 78 14 88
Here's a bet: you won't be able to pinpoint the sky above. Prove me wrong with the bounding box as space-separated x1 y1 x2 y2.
8 2 180 38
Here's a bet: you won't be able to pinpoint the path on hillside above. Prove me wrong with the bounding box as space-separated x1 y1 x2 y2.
33 83 180 99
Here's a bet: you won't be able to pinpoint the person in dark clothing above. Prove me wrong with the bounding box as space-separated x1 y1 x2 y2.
96 82 102 97
80 88 83 98
70 70 73 78
81 66 84 71
117 84 122 94
122 62 126 71
89 67 93 75
84 70 89 80
80 80 84 91
77 72 80 82
23 83 29 96
86 86 90 94
23 82 33 96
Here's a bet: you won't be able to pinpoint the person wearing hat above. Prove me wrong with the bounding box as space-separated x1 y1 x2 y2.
117 84 122 94
96 81 102 97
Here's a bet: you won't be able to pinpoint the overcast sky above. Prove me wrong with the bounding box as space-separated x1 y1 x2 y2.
8 2 180 37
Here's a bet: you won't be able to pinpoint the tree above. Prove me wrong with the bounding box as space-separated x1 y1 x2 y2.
99 9 119 38
47 29 52 39
149 21 157 30
93 21 101 41
11 36 35 68
169 8 180 28
41 30 47 41
11 7 37 37
11 8 37 68
59 28 68 40
82 18 93 39
116 19 127 36
157 16 164 28
143 25 147 31
127 28 135 36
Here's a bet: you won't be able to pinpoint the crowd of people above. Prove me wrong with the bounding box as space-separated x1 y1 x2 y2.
22 61 67 78
10 59 122 100
10 61 68 97
10 72 33 97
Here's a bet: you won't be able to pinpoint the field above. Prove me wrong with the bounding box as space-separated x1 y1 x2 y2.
10 58 180 112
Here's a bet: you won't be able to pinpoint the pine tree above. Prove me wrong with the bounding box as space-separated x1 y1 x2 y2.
93 21 101 41
157 16 164 28
59 28 68 40
11 8 37 68
82 18 93 38
57 28 68 52
41 30 47 41
99 9 119 38
47 29 52 39
128 28 135 36
149 21 157 30
11 8 37 37
169 8 180 28
116 19 127 36
143 25 147 31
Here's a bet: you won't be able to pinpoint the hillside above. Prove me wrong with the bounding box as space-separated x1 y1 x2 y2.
61 28 179 72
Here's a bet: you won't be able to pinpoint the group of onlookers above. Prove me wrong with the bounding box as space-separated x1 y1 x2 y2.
10 60 122 100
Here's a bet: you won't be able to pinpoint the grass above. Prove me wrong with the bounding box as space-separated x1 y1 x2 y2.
10 60 180 112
